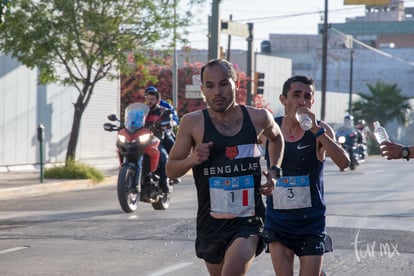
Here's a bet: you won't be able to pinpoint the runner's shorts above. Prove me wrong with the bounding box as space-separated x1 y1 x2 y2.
196 216 266 264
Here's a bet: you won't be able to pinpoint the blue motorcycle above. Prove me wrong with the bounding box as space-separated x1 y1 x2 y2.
336 126 359 171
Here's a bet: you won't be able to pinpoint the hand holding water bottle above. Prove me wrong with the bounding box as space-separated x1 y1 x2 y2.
373 121 390 144
295 109 313 131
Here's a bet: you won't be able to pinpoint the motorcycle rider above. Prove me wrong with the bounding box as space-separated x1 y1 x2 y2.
145 86 177 152
144 86 172 194
145 86 181 185
335 114 359 170
160 98 179 126
356 119 369 161
159 98 179 153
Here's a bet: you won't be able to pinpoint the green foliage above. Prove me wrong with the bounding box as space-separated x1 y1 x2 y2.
0 0 11 23
44 159 105 183
352 81 412 128
0 0 198 85
0 0 204 163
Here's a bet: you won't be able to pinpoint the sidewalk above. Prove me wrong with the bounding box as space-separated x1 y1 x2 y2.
0 158 119 200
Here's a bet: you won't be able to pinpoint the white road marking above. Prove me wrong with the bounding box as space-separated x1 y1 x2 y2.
147 262 194 276
327 215 414 232
0 246 31 255
371 192 397 201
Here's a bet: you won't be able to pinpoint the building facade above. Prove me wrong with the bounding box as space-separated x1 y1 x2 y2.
0 54 119 170
262 1 414 143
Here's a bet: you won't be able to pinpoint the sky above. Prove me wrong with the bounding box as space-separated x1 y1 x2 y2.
177 0 414 51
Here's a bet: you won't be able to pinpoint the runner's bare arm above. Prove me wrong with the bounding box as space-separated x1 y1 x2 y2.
166 111 209 179
248 107 284 196
314 121 350 170
256 108 284 169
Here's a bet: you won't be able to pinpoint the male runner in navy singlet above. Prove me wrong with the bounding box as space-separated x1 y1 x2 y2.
166 59 284 276
264 76 350 276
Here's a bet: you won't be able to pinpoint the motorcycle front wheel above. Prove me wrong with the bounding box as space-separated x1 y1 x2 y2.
117 165 139 213
152 193 170 210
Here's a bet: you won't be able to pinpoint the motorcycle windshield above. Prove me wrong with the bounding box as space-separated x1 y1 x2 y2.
125 103 150 132
336 125 354 136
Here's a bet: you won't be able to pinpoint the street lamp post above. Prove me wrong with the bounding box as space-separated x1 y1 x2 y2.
321 0 328 121
348 50 354 114
208 0 221 60
172 0 178 111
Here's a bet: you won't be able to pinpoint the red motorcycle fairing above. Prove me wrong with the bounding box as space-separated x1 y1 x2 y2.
144 143 160 172
116 127 160 172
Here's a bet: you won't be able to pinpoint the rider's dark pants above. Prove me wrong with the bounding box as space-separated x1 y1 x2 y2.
157 143 169 193
164 131 175 153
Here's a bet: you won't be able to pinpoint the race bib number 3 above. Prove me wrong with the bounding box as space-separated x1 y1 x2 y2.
273 175 312 210
209 175 255 219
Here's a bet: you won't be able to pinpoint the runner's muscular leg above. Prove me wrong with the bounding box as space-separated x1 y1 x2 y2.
222 235 259 275
268 241 295 276
299 255 323 276
205 262 223 276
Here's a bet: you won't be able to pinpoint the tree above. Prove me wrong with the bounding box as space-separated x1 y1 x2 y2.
0 0 202 164
0 0 11 23
352 81 412 128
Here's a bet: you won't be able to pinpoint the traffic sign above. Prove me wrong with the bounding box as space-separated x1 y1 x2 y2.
221 20 249 38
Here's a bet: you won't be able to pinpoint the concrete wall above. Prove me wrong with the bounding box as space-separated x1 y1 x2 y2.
0 55 119 168
255 54 292 116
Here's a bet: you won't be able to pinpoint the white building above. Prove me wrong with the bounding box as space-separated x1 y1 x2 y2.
0 55 119 170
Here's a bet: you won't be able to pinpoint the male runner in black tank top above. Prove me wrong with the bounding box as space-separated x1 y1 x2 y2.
166 59 284 276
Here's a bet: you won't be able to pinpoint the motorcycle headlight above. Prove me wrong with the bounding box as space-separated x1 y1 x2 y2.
118 134 127 143
338 136 346 144
138 133 151 143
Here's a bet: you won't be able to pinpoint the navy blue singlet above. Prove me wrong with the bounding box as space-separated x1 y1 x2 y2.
265 116 326 237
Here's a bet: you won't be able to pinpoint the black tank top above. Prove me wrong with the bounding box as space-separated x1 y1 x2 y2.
192 106 265 236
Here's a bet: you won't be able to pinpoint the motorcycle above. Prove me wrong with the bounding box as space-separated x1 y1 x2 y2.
103 102 172 213
356 129 368 163
336 126 359 171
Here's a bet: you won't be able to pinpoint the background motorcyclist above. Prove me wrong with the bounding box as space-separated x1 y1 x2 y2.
145 86 177 152
159 98 179 153
335 114 359 169
356 119 370 161
144 86 172 194
160 99 179 126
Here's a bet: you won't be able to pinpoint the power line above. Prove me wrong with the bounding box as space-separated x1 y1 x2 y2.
185 6 363 32
232 7 363 24
185 0 414 31
330 27 414 67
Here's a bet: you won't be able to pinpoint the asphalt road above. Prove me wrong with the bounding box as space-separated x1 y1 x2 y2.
0 156 413 275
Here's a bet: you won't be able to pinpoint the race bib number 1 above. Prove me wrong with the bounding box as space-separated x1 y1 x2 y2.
273 175 312 210
209 175 255 219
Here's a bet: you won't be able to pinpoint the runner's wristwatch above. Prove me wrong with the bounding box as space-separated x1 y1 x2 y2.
401 146 410 161
269 166 282 178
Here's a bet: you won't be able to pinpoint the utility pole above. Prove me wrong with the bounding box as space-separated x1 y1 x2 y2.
208 0 221 60
226 14 232 61
172 0 178 111
321 0 328 121
220 18 253 105
246 23 254 106
348 50 354 114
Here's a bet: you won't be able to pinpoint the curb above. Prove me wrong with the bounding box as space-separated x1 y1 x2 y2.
0 176 117 201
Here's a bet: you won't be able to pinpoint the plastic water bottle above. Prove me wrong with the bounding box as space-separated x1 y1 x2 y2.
373 121 390 144
295 111 312 130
